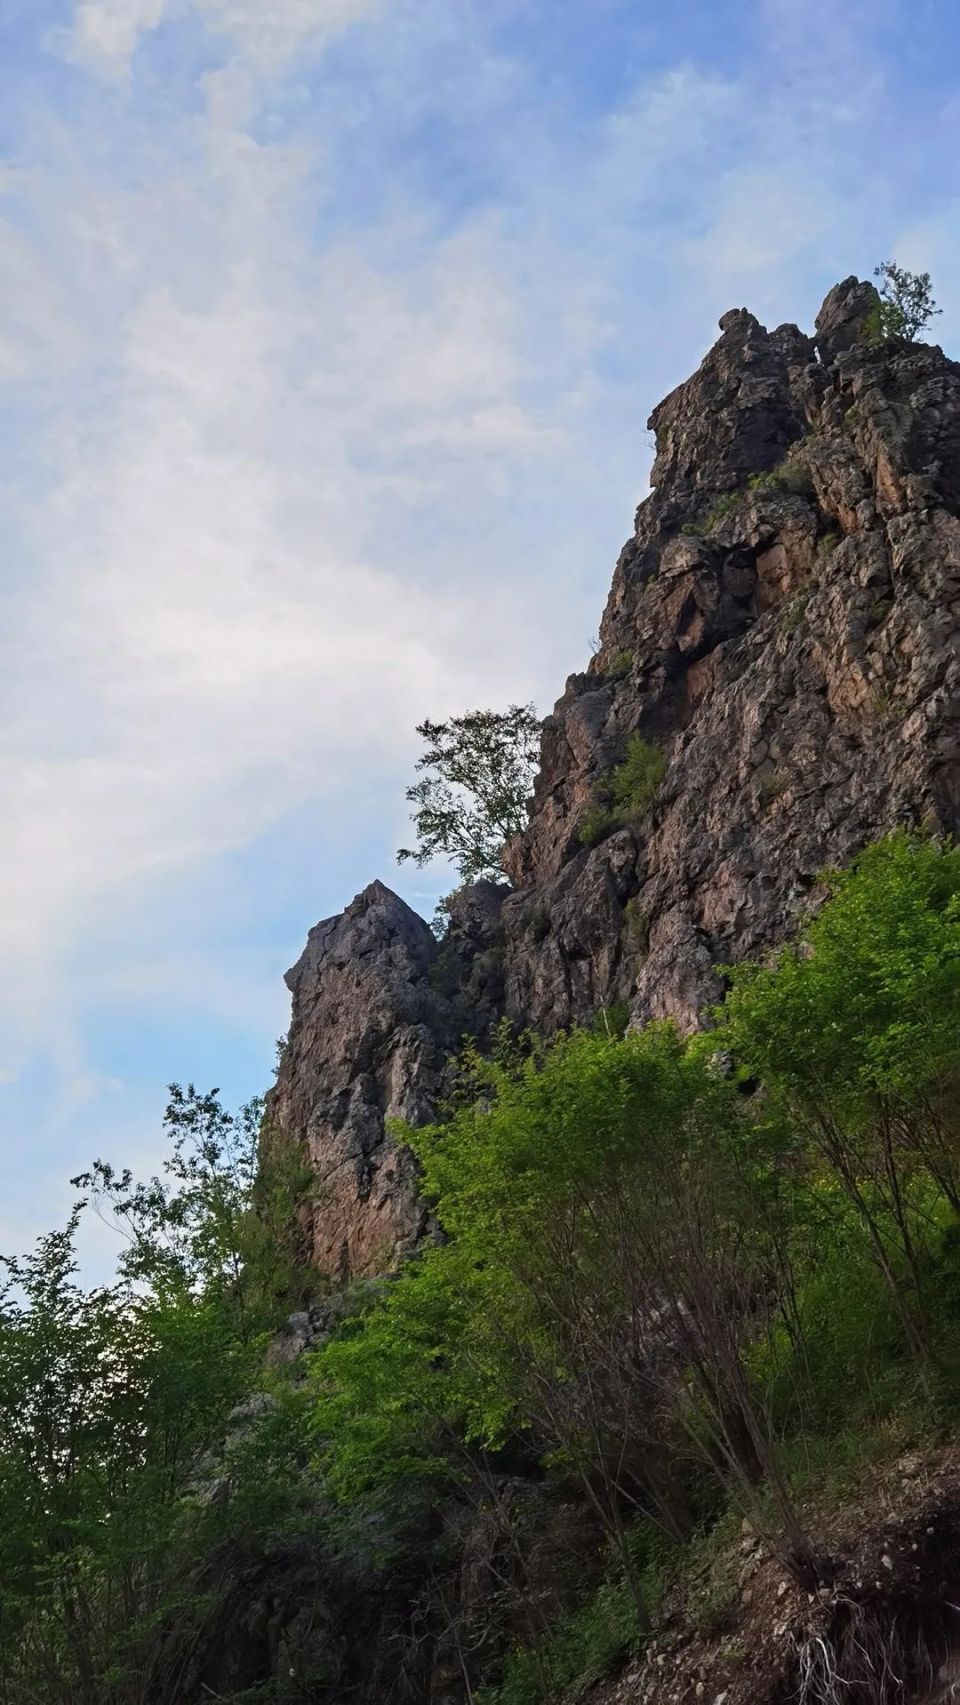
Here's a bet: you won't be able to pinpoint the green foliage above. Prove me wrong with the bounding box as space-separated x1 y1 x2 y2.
74 1084 319 1333
0 1090 318 1705
578 800 620 848
307 1246 483 1511
397 705 541 885
481 1564 651 1705
606 649 634 680
866 261 942 342
578 734 667 846
748 457 813 497
720 831 960 1369
780 591 811 635
13 829 960 1702
722 832 960 1113
681 490 742 535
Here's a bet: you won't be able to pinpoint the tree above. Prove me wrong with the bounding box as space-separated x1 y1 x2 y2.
869 261 942 341
0 1090 319 1705
397 705 541 884
399 1025 821 1590
720 832 960 1370
74 1083 317 1337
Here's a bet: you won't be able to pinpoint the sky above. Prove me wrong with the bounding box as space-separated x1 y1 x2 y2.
3 0 960 1269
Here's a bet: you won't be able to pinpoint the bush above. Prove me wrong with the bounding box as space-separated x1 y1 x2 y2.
578 735 667 846
866 261 942 342
748 458 813 498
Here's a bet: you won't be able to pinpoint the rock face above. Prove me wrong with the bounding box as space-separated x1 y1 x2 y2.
274 278 960 1275
270 878 506 1276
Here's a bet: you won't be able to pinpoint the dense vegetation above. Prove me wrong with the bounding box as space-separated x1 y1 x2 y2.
5 831 960 1703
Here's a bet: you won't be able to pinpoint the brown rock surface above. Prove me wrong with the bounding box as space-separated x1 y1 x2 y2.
502 277 960 1032
269 878 506 1277
276 279 960 1272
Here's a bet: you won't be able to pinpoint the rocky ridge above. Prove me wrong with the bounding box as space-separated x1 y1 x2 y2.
271 276 960 1280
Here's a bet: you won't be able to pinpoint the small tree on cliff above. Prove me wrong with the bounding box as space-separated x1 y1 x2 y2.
869 260 942 341
397 704 541 884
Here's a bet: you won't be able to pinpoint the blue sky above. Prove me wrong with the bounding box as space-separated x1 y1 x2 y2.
3 0 960 1270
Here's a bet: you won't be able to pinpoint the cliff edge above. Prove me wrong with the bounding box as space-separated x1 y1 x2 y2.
272 277 960 1278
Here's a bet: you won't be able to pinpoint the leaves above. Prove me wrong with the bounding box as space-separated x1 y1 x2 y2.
0 1089 317 1704
397 704 541 883
868 260 942 342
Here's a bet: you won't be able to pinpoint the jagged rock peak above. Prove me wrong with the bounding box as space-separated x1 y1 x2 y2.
814 273 881 359
277 278 960 1275
269 880 450 1280
503 276 960 1035
283 879 437 999
270 878 507 1279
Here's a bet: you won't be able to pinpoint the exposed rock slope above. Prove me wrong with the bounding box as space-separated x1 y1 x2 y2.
272 278 960 1277
270 878 505 1276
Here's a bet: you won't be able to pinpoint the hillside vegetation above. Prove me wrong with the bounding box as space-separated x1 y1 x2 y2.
4 832 960 1703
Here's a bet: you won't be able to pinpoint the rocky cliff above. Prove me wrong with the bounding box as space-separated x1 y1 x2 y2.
271 277 960 1279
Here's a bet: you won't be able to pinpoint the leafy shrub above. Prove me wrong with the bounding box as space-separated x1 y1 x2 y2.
748 458 813 498
865 260 942 342
578 735 667 847
681 490 742 535
579 800 620 848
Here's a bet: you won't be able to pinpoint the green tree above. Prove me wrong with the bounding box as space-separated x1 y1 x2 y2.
0 1209 261 1704
0 1089 318 1705
75 1083 317 1337
869 261 942 341
720 832 960 1366
399 1025 819 1587
397 705 541 884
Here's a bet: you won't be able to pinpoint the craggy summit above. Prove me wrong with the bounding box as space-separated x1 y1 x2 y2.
273 277 960 1280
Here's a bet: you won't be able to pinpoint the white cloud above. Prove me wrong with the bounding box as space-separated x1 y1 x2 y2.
202 0 381 72
0 80 571 1084
68 0 167 71
67 0 381 75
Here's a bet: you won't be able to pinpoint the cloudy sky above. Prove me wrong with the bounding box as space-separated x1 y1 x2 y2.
2 0 959 1264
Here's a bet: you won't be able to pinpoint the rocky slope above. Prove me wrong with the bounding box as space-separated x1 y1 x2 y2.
271 275 960 1280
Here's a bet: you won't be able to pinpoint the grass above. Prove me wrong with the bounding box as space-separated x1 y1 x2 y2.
781 592 811 635
681 450 815 539
579 736 667 848
748 457 814 498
